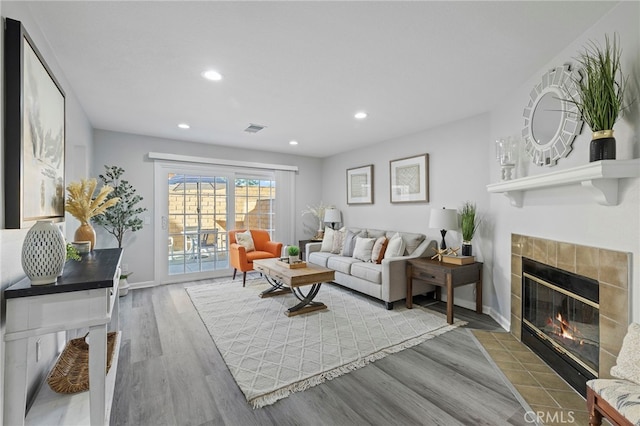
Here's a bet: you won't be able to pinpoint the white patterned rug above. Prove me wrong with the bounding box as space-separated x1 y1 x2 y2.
186 278 464 408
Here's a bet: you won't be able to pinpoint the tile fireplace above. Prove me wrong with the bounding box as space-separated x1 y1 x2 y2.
522 257 599 396
510 234 630 395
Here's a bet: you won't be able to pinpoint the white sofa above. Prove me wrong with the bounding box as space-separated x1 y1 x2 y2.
306 228 437 309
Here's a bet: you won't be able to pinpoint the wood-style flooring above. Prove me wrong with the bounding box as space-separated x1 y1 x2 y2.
110 278 530 426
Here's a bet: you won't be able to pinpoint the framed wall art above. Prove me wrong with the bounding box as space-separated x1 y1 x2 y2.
390 154 429 203
346 164 373 204
4 18 66 229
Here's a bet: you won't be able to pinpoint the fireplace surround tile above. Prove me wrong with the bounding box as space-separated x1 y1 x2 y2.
532 238 548 263
510 234 631 381
576 245 599 280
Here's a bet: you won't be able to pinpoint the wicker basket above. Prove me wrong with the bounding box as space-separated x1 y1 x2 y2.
47 332 118 394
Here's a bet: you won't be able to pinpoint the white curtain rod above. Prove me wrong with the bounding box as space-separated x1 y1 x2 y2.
148 152 299 172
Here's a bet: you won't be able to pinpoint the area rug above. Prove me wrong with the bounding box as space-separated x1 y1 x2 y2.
186 278 464 408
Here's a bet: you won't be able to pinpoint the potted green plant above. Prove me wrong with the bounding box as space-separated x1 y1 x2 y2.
287 245 300 263
66 243 81 261
459 201 480 256
93 165 147 296
567 33 628 162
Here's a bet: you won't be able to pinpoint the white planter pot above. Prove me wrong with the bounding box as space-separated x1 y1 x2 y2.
22 220 66 285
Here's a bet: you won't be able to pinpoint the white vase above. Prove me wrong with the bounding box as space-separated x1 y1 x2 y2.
22 220 66 285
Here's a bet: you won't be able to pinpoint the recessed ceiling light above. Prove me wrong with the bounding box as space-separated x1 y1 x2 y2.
289 140 299 146
178 123 190 129
354 111 368 119
202 70 223 81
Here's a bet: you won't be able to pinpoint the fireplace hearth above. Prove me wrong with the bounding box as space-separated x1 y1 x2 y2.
522 257 599 396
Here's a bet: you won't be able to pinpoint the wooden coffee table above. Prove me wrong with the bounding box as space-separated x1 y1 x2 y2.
253 258 335 317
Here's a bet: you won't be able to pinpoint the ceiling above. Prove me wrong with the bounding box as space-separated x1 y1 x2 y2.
24 1 618 158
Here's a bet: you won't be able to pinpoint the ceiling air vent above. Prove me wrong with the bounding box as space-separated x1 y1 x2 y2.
244 123 266 133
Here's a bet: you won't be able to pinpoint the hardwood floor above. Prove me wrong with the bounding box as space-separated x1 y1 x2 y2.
111 278 529 425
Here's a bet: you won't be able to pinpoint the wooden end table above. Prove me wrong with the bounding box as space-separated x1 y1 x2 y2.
406 258 483 324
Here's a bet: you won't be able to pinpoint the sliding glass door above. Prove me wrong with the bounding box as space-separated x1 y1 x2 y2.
155 162 276 284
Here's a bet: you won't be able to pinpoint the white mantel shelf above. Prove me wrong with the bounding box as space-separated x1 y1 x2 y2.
486 159 640 207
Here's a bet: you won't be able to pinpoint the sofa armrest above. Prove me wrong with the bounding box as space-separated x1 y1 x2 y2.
306 242 322 260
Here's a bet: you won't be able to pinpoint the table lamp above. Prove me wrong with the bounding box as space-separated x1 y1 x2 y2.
324 208 342 230
429 207 458 249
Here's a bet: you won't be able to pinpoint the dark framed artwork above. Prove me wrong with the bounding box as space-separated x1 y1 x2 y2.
346 164 373 204
389 153 429 203
4 18 66 229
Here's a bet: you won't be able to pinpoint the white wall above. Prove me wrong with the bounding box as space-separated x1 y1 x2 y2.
92 129 324 285
321 113 494 313
0 2 95 418
489 1 639 326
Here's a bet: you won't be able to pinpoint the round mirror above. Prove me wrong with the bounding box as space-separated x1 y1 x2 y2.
522 65 583 167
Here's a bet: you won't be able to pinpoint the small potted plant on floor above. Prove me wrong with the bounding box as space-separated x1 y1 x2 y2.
287 245 300 263
459 201 480 256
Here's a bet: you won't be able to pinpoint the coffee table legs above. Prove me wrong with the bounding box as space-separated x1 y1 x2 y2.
286 283 327 317
259 275 291 298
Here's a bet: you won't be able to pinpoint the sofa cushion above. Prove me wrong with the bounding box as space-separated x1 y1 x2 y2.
394 232 426 255
371 237 388 264
327 256 362 275
308 251 336 268
341 229 363 257
353 237 376 262
587 379 640 424
331 228 346 254
236 230 255 252
320 227 335 252
351 262 383 284
384 233 406 259
611 322 640 385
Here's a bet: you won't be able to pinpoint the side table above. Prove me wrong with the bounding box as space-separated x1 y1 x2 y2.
406 258 483 324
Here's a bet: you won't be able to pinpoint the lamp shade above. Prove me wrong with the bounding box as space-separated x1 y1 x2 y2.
429 208 458 231
324 208 341 224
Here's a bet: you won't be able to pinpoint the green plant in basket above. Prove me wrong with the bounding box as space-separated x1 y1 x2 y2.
287 245 300 257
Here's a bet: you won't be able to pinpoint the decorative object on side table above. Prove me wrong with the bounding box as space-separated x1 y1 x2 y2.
347 164 374 204
93 165 147 296
495 137 519 180
21 220 66 285
459 201 480 256
66 243 81 261
565 33 628 162
65 178 119 250
390 154 429 203
302 201 331 239
323 208 342 230
429 207 458 249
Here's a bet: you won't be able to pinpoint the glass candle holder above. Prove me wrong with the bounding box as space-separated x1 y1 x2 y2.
495 137 519 180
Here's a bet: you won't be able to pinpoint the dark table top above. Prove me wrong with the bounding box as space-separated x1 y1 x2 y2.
5 248 123 299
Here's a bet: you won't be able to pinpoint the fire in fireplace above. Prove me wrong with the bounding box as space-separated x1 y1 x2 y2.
521 258 599 396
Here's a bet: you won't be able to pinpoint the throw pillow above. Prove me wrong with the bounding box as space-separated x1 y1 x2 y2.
320 227 334 252
331 228 346 254
353 237 376 262
341 230 360 257
611 322 640 385
384 233 406 259
371 237 388 264
236 230 255 252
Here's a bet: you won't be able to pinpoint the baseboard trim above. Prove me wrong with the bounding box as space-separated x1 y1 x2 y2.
128 280 157 290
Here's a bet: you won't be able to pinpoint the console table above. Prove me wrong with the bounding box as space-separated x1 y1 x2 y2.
3 248 122 426
406 258 483 324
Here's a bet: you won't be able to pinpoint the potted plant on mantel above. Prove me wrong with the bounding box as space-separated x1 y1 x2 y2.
92 165 147 296
459 201 480 257
567 33 629 162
